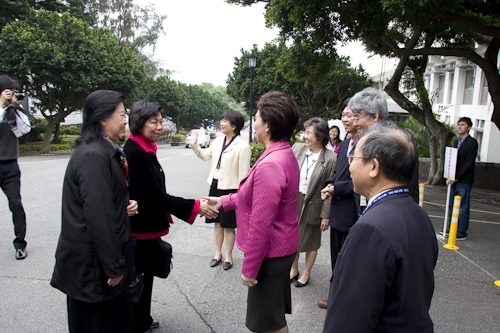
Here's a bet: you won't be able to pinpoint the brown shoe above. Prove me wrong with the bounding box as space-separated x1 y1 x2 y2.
318 298 328 309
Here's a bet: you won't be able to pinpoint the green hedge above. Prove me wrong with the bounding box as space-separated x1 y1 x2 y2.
171 134 186 142
19 143 72 154
250 142 265 166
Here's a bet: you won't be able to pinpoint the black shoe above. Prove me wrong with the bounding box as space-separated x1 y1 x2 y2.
150 320 159 329
223 261 233 270
438 230 450 235
290 272 299 283
456 233 467 240
294 278 310 288
16 248 27 260
210 258 222 267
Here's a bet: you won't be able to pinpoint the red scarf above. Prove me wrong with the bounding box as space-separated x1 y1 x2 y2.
129 132 157 154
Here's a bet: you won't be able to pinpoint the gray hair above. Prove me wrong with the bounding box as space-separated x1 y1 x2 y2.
358 121 416 184
348 87 389 120
303 117 329 146
129 100 163 134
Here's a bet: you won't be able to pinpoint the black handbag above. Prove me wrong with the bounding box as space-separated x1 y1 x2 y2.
154 239 173 279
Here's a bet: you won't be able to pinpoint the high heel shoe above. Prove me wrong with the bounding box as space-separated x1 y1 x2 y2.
294 277 310 288
290 272 299 283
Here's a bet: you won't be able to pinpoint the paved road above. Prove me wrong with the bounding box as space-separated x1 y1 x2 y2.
1 142 499 332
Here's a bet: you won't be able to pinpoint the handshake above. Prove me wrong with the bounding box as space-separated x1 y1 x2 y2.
320 184 334 200
199 196 222 219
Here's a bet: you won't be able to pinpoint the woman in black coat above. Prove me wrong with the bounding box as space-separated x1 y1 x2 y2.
123 100 216 333
51 90 139 333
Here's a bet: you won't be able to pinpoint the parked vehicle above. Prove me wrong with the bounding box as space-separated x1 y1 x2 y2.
185 129 210 148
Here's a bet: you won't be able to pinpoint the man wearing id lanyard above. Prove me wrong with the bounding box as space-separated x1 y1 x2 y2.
0 75 28 260
322 122 438 333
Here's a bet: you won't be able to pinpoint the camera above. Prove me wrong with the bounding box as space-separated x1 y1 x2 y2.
11 90 25 101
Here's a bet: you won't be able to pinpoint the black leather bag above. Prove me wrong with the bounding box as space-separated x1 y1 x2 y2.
153 239 173 279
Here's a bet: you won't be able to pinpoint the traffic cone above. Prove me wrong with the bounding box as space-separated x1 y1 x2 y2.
444 195 461 250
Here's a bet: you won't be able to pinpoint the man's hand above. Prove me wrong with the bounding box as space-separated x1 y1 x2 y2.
446 179 456 186
0 89 12 108
127 200 138 217
107 275 123 287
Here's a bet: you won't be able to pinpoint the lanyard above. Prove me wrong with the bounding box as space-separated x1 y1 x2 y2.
305 154 317 180
216 136 236 169
360 188 409 217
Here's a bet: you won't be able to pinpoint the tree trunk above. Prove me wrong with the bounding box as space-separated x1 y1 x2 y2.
427 135 437 184
52 123 61 143
40 118 57 154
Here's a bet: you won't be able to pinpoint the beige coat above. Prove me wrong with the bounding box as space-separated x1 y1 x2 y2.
192 135 251 190
292 143 336 224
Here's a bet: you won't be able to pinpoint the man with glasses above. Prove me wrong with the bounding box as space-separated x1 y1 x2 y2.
322 122 438 332
349 87 419 203
317 99 359 309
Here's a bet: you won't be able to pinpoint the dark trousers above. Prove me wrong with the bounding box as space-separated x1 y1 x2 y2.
132 273 154 333
330 227 348 272
67 292 135 333
0 160 27 249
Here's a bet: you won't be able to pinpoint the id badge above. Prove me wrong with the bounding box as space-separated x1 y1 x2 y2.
12 127 23 137
213 168 220 179
301 181 309 194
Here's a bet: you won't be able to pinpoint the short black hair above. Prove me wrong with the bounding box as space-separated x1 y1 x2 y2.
129 100 163 134
458 117 473 127
220 109 244 135
74 90 125 147
358 121 416 184
303 117 330 146
257 91 300 143
0 75 18 93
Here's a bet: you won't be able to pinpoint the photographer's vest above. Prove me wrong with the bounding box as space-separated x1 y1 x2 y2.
0 106 20 161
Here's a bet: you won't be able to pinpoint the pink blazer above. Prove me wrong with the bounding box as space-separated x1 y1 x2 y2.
221 141 300 278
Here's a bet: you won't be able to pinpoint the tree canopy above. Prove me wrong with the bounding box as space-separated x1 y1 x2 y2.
0 9 146 153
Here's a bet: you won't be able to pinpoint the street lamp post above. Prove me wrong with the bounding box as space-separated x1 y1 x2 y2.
248 52 257 144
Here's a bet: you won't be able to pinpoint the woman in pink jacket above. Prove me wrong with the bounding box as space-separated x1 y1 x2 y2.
206 91 300 333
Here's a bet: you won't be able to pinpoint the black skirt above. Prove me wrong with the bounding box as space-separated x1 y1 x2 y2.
206 178 237 228
246 252 296 332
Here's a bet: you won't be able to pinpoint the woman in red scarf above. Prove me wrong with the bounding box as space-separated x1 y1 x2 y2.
123 100 216 333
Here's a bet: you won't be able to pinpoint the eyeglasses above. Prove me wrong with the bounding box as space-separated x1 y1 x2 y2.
348 155 371 165
352 114 365 122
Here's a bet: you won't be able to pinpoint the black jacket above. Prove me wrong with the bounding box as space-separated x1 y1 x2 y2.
123 139 196 237
454 135 478 185
51 137 135 303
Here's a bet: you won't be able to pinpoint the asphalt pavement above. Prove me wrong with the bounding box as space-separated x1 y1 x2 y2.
0 142 499 333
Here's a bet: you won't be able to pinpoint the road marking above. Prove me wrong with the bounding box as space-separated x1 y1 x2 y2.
424 200 500 216
435 236 498 280
19 159 68 165
158 157 170 161
182 153 191 156
428 214 500 225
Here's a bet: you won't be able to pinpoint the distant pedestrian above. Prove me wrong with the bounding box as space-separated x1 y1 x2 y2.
325 125 342 154
0 75 28 260
323 122 438 333
51 90 138 333
446 117 478 240
190 109 251 270
205 91 300 333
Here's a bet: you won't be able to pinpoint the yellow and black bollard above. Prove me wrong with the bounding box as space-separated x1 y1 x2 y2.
418 183 425 207
444 195 461 251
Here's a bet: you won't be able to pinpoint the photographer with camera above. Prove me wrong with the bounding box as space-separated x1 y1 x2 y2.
0 74 28 260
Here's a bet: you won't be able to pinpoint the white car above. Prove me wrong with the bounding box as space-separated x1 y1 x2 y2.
185 129 210 148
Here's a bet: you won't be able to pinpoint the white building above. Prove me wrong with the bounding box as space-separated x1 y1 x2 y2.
425 54 500 163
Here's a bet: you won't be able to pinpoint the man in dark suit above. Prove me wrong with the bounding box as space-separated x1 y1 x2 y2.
322 122 438 333
445 117 478 240
317 103 360 309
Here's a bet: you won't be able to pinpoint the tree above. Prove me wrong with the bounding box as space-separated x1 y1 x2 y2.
227 0 500 184
226 42 373 132
0 10 146 153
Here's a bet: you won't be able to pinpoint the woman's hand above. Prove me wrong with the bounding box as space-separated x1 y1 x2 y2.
190 131 198 146
199 199 219 219
107 275 123 287
321 184 334 200
320 219 329 232
241 274 258 287
127 200 138 217
202 196 222 211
